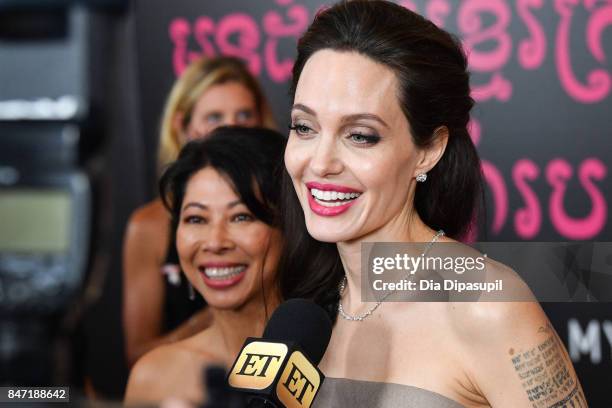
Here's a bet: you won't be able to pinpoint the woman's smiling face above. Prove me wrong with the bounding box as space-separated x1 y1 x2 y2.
285 49 426 243
176 167 281 310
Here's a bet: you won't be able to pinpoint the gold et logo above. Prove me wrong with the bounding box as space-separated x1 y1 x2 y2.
276 351 321 408
228 341 288 390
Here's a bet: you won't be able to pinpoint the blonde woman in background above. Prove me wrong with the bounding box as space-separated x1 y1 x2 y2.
122 56 276 367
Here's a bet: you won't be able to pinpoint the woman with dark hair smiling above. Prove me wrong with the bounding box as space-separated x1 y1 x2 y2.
280 1 587 407
125 126 286 405
122 57 276 367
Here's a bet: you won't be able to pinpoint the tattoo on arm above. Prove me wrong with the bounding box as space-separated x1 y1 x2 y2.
510 324 588 408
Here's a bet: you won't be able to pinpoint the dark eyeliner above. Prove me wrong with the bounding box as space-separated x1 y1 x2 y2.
350 133 381 144
288 123 313 136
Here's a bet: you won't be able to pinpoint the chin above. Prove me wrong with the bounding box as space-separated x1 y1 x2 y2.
197 284 248 310
205 294 248 311
305 218 356 243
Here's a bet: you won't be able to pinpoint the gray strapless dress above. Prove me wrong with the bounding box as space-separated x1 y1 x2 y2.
313 377 467 408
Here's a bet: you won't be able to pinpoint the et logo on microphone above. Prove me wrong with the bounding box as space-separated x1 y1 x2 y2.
277 350 321 408
228 341 288 389
228 338 325 408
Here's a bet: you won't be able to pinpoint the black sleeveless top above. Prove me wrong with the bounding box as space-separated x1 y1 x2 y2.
161 225 206 331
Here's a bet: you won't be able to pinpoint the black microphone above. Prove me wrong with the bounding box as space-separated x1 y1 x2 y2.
201 365 247 408
227 299 333 408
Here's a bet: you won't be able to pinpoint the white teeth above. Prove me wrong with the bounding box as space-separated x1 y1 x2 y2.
310 188 361 202
203 265 246 280
314 197 356 207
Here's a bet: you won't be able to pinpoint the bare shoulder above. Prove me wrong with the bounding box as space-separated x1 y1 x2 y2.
448 301 546 346
443 252 544 353
127 199 169 234
123 199 169 261
125 339 213 405
128 343 189 381
446 256 540 344
414 239 586 406
125 344 185 404
443 277 586 405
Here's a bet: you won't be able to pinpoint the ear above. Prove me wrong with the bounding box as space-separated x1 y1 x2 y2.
172 111 186 134
414 126 449 177
173 111 191 144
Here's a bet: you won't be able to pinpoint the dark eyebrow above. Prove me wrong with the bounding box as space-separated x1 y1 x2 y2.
182 200 243 212
292 103 317 117
227 200 243 208
341 113 389 129
292 103 389 129
183 202 206 211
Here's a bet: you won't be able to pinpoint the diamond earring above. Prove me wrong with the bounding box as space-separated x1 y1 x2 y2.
416 173 427 182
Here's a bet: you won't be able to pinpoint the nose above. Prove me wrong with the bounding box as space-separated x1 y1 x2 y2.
223 113 239 127
201 222 234 253
309 134 343 177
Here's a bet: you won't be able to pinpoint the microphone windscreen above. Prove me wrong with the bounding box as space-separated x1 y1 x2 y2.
262 298 333 365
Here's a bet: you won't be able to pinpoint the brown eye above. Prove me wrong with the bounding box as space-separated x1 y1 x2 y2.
183 215 206 224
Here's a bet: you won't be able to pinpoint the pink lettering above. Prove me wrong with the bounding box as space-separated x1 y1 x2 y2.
216 13 262 75
426 0 451 28
517 0 547 70
469 118 482 146
399 0 419 13
169 18 192 76
472 72 513 102
586 2 612 66
555 0 611 103
458 0 513 101
547 158 607 239
458 0 513 72
193 17 217 58
513 159 542 239
483 161 509 234
263 3 310 82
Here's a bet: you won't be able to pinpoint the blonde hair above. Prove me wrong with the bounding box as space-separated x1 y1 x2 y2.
158 56 277 169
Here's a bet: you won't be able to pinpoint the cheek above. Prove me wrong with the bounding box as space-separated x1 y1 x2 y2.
195 119 213 133
284 138 304 179
176 225 196 260
236 226 270 258
357 154 414 204
235 226 281 273
186 121 210 140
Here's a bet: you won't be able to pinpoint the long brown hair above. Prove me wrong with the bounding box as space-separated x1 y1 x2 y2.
280 0 484 319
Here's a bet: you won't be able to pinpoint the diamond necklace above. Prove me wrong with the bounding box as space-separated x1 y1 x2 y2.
337 229 445 322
